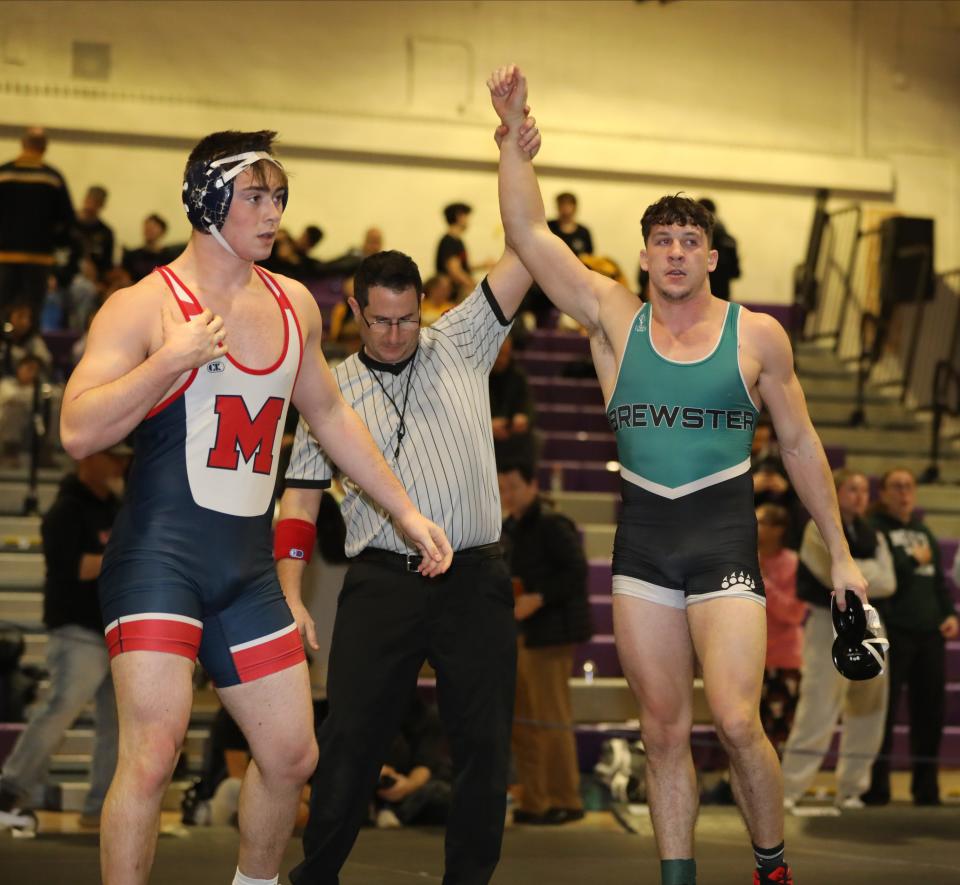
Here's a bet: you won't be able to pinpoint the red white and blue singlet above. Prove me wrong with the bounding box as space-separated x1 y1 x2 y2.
99 265 306 686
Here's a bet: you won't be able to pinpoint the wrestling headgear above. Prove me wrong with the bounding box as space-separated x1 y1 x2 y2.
182 150 287 256
831 590 889 681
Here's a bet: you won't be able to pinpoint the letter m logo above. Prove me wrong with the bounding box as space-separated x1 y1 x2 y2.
207 395 285 475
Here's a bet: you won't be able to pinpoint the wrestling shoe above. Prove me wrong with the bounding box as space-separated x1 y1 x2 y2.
753 866 793 884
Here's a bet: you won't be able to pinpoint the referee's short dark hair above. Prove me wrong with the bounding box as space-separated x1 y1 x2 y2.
444 202 471 225
354 250 423 310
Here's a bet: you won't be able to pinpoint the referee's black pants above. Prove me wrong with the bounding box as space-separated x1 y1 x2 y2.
289 554 517 885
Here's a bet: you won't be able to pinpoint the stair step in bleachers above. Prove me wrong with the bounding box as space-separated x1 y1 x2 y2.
515 350 590 377
0 481 58 515
0 515 42 551
0 552 45 588
526 330 591 355
536 404 610 434
553 491 619 525
541 432 618 462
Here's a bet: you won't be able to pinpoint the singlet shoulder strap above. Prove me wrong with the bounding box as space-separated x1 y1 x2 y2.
155 266 203 317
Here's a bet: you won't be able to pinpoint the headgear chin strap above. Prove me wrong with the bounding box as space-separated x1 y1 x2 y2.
831 590 889 681
182 150 287 257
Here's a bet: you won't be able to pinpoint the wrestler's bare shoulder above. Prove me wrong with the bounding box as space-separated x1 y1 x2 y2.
260 270 322 331
738 305 794 372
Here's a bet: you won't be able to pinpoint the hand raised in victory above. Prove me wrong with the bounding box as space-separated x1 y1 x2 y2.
488 64 528 126
160 303 228 372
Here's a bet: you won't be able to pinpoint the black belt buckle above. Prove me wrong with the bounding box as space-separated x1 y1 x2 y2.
404 553 420 573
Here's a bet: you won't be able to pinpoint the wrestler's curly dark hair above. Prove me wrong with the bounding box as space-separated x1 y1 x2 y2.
640 194 714 245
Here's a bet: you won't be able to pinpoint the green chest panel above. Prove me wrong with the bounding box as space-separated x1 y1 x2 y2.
606 302 759 497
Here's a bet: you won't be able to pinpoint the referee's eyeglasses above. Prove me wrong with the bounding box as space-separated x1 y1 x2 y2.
360 310 421 330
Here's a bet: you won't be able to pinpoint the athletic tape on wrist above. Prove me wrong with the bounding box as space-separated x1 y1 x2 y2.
274 518 316 563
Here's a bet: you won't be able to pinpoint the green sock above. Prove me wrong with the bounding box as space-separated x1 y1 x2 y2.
661 858 696 885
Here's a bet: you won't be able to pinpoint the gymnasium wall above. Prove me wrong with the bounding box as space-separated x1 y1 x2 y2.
1 0 958 304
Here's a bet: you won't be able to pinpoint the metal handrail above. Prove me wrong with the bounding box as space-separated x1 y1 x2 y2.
922 360 960 483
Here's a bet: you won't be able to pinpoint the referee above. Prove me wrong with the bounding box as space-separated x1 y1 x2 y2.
277 242 538 884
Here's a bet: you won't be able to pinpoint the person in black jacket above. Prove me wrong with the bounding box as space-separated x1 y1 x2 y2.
863 467 959 806
0 445 128 832
490 333 537 468
0 127 76 321
499 460 592 824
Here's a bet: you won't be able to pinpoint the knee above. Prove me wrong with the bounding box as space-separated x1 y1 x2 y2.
714 708 764 753
259 736 318 786
119 732 184 797
639 718 691 759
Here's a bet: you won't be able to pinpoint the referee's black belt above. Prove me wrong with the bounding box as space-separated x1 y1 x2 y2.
353 543 503 573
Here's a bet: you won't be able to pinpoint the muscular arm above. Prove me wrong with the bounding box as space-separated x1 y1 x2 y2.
485 246 533 321
752 313 866 602
490 65 633 338
60 281 225 458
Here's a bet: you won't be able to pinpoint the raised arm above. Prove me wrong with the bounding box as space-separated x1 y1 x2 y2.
488 64 632 336
285 282 452 575
61 280 226 458
751 312 867 607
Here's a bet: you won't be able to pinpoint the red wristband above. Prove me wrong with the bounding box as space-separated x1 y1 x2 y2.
274 518 317 563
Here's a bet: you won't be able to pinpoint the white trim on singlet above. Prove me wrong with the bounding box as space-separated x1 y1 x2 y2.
612 574 685 609
686 589 766 608
229 621 298 653
647 301 730 366
103 612 204 634
620 455 751 500
604 304 645 411
736 305 762 412
612 575 766 609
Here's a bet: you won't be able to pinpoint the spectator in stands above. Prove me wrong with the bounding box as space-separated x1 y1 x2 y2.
436 203 475 298
953 546 960 592
0 354 48 463
0 127 76 322
327 277 363 357
295 225 324 260
374 694 453 829
863 467 959 806
40 273 66 332
499 460 592 825
314 227 383 280
66 256 102 333
121 214 169 283
0 446 128 832
698 198 740 301
1 303 53 378
71 185 114 279
420 274 455 326
490 333 536 468
752 419 805 549
782 468 896 809
547 192 593 257
757 503 804 757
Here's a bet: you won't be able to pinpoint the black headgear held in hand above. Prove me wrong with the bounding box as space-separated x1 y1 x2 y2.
831 590 889 681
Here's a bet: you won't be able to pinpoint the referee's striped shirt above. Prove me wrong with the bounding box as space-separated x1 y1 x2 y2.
286 278 512 557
